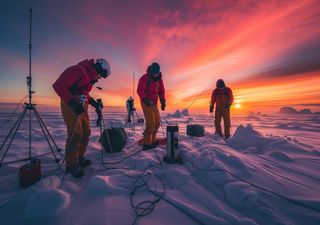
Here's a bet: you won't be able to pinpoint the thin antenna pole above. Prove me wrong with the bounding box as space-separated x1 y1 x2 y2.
28 8 33 156
133 73 135 100
133 73 135 133
28 8 33 105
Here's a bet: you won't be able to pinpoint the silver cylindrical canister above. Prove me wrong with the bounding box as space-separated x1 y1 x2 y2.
166 125 179 161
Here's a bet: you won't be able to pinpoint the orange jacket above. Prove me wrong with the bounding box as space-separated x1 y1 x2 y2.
211 87 234 108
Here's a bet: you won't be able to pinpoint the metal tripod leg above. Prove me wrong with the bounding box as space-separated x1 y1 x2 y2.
99 113 113 164
134 110 145 132
0 107 28 166
0 108 26 152
133 110 135 134
100 125 104 164
33 109 62 153
28 105 32 158
32 108 60 163
0 105 63 167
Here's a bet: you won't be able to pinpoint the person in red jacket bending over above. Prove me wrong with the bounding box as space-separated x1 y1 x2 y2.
53 58 111 178
210 79 234 139
137 62 166 150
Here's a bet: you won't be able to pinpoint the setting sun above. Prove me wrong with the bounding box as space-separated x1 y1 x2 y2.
234 102 241 109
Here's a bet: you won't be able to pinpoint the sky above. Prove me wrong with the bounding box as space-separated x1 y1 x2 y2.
0 0 320 114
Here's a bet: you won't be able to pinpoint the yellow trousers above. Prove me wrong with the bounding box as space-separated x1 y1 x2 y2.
214 108 231 138
61 100 91 169
141 102 160 145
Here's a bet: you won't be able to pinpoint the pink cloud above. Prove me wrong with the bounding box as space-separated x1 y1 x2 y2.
1 0 320 112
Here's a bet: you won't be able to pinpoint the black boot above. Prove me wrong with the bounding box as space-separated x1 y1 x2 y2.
79 156 91 168
143 144 156 151
65 165 84 178
152 140 159 147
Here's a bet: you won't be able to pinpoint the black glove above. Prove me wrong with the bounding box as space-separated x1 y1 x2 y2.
89 97 103 110
97 98 103 109
209 104 214 113
143 98 152 106
68 99 84 115
160 99 166 111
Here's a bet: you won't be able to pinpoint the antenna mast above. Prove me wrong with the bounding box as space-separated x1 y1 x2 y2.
27 8 33 105
133 73 135 100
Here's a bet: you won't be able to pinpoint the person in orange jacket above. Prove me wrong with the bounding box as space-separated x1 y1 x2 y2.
53 58 111 178
210 79 234 139
137 62 166 150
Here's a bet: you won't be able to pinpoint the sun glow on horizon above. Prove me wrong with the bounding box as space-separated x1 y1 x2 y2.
234 100 241 109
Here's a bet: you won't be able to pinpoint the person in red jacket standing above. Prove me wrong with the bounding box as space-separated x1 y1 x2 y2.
210 79 234 139
53 58 111 178
137 62 166 150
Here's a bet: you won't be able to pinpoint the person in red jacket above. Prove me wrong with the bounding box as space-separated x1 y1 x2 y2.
210 79 234 139
53 58 111 178
137 62 166 150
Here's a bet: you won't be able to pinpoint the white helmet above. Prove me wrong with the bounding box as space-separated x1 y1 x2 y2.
96 58 111 78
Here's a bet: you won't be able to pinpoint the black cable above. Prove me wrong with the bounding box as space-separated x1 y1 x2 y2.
151 190 205 225
96 147 163 177
130 172 166 225
94 145 165 224
186 87 210 110
81 144 166 224
126 148 205 225
98 149 143 165
127 148 165 225
0 95 28 131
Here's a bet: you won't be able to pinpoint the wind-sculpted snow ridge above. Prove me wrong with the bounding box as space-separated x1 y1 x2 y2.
226 124 316 157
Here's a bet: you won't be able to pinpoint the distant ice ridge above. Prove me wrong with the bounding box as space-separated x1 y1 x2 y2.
226 124 315 157
279 107 314 114
167 109 190 118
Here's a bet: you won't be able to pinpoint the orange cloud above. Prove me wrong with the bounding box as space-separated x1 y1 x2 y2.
1 0 320 114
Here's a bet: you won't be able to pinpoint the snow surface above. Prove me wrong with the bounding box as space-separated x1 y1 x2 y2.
0 110 320 225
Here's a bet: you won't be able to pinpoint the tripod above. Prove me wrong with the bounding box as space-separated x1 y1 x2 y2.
0 9 61 167
126 108 145 134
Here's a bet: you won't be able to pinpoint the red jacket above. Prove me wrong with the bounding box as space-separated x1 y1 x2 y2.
211 87 234 108
52 59 99 103
137 73 165 103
